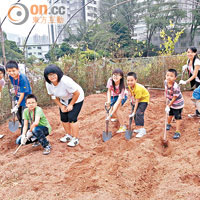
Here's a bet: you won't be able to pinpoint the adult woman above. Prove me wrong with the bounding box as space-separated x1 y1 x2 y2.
44 64 84 147
179 47 200 117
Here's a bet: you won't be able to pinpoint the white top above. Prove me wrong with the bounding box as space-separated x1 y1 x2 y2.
46 75 84 106
187 58 200 83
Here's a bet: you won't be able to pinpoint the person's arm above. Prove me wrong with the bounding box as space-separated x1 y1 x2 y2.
106 88 111 104
66 90 80 112
52 97 66 112
22 119 29 135
110 96 122 116
16 92 25 106
168 96 177 107
30 115 40 132
186 65 200 83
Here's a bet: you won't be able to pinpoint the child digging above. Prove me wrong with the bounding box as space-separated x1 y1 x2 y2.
165 69 184 139
127 72 149 138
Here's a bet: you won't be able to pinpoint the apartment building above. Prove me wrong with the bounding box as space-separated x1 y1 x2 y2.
49 0 100 44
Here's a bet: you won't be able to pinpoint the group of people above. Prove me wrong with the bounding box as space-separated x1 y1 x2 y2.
0 61 84 155
0 46 200 155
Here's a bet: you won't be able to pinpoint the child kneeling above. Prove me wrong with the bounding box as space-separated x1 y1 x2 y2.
16 94 52 155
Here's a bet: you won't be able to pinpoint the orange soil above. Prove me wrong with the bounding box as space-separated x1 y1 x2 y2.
0 90 200 200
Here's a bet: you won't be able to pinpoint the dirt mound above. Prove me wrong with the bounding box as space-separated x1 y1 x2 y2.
0 90 200 200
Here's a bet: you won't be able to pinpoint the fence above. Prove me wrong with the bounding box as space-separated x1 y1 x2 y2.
0 55 188 121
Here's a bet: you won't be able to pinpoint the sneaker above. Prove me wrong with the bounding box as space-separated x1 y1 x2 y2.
188 114 200 118
67 137 79 147
133 129 140 133
60 134 73 143
116 125 126 133
111 118 117 122
0 134 4 139
173 132 181 139
32 141 40 147
135 128 146 138
43 145 51 155
166 124 171 131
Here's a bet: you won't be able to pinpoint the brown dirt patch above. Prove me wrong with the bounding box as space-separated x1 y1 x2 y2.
0 90 200 200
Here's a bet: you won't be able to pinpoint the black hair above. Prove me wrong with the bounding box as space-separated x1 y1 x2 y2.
44 64 64 84
127 72 137 80
26 94 37 102
5 60 19 70
187 47 199 69
0 65 5 76
167 68 178 77
112 68 125 93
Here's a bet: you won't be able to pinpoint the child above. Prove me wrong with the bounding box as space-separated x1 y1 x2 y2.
105 68 127 133
0 65 5 139
44 64 84 147
165 69 184 139
5 61 32 131
127 72 150 138
16 94 52 155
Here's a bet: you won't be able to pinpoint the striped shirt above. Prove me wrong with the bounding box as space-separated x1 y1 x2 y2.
164 80 184 109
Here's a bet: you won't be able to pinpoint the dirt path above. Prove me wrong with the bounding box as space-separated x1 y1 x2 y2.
0 90 200 200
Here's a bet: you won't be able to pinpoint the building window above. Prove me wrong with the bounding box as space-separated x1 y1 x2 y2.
94 1 96 4
28 47 32 49
28 53 32 55
38 52 42 55
37 46 41 49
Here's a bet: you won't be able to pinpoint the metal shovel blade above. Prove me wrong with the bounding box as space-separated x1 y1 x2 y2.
125 130 133 140
102 131 112 142
9 120 19 133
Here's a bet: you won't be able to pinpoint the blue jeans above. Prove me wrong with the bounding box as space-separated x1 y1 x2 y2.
110 95 127 107
16 126 49 148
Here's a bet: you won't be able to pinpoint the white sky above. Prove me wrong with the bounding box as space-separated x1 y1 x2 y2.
0 0 49 37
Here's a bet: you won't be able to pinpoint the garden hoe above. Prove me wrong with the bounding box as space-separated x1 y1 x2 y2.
102 104 112 142
9 97 19 133
13 144 22 155
162 111 169 148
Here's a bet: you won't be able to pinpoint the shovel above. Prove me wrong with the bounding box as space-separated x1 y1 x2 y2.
102 104 112 142
125 116 133 140
125 104 134 140
9 98 19 133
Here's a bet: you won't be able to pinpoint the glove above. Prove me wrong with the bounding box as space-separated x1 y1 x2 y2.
26 130 33 140
182 65 187 72
129 112 135 118
179 80 187 85
11 105 19 114
21 134 28 145
106 114 112 121
165 105 170 114
10 88 15 94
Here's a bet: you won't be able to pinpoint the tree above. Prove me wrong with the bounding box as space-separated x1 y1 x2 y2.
0 32 23 62
189 0 200 45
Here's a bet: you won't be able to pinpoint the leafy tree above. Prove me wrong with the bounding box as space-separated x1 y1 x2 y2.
0 32 23 62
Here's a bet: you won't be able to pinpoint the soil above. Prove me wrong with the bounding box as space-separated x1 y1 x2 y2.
0 90 200 200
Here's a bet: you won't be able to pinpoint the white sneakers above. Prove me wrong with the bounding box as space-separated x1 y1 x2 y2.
116 125 127 133
60 134 73 143
0 134 4 139
67 137 79 147
134 128 146 138
60 134 79 147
